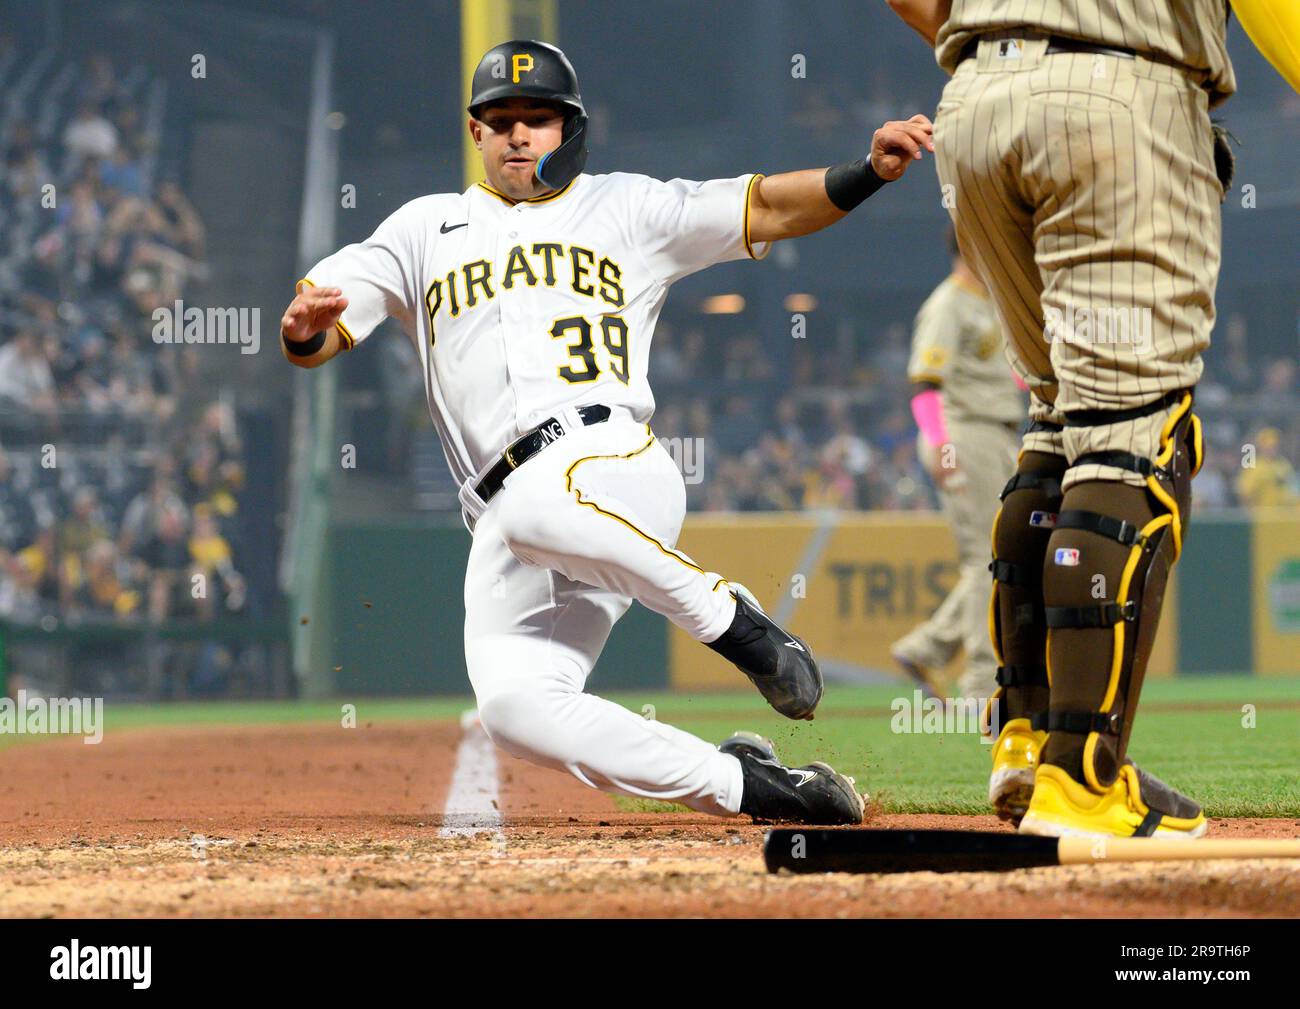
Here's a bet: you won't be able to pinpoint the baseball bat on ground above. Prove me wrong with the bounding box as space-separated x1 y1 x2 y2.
762 829 1300 874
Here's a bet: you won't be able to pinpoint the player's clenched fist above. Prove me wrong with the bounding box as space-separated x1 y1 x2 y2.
870 114 935 182
279 286 349 368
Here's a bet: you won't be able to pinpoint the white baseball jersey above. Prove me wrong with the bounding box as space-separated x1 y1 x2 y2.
301 171 769 503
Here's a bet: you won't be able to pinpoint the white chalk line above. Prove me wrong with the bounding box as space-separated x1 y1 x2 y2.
437 709 504 844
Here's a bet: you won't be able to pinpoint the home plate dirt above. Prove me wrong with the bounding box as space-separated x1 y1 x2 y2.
1 722 1296 918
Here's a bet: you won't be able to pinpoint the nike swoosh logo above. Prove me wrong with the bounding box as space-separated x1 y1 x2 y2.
783 638 805 651
753 756 816 788
440 222 468 234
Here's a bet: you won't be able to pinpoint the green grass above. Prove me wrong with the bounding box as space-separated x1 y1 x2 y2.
100 697 476 728
613 677 1300 818
3 677 1297 817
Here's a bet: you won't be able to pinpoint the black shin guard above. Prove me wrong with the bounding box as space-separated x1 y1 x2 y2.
989 451 1067 726
1040 399 1202 789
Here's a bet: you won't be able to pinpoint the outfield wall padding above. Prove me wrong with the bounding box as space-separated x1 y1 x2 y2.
317 509 1300 695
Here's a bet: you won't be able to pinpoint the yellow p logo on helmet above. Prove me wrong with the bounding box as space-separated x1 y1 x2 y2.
511 53 534 83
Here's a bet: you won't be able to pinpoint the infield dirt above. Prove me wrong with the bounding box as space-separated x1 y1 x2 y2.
1 722 1297 918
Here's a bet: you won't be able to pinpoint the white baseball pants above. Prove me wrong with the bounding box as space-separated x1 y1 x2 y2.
461 412 744 816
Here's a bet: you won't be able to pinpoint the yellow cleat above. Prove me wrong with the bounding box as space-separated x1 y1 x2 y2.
1019 763 1208 839
988 717 1045 824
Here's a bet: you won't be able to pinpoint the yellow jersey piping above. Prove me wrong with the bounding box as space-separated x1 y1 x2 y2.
743 173 771 261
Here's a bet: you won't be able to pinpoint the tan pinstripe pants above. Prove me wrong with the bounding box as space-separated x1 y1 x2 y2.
934 34 1223 489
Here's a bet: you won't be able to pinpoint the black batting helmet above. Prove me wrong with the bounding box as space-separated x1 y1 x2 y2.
467 39 588 190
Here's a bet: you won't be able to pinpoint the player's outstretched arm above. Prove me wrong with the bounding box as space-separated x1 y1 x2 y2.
279 285 350 369
884 0 952 47
747 115 934 244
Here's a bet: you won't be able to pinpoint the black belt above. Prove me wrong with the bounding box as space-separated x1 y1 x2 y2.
1044 37 1136 60
1062 388 1189 428
474 404 612 504
958 35 1137 66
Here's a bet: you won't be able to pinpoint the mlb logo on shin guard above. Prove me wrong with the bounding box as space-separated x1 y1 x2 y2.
1054 547 1080 567
1029 511 1058 529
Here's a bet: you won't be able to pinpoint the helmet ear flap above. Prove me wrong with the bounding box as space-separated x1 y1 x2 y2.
562 111 585 144
535 112 588 190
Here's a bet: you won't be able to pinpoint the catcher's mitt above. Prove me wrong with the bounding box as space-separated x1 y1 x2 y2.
1211 121 1236 200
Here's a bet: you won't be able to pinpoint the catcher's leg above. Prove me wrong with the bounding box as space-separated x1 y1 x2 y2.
986 438 1067 822
1021 394 1207 838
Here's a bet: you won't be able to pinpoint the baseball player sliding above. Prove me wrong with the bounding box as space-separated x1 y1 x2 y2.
280 40 932 825
887 0 1298 839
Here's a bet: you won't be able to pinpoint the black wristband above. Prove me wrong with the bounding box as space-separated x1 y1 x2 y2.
824 157 889 212
282 330 327 358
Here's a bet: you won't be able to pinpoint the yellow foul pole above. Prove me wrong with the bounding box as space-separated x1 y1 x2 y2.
460 0 559 189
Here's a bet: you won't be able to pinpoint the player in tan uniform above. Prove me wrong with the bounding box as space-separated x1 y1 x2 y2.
885 0 1269 839
892 227 1022 702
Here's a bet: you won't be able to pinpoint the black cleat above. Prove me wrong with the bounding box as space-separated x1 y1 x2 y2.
1128 761 1204 821
719 732 865 826
705 583 823 720
718 730 779 763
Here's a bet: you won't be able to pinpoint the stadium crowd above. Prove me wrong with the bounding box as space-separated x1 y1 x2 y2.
646 315 1300 514
0 41 251 625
